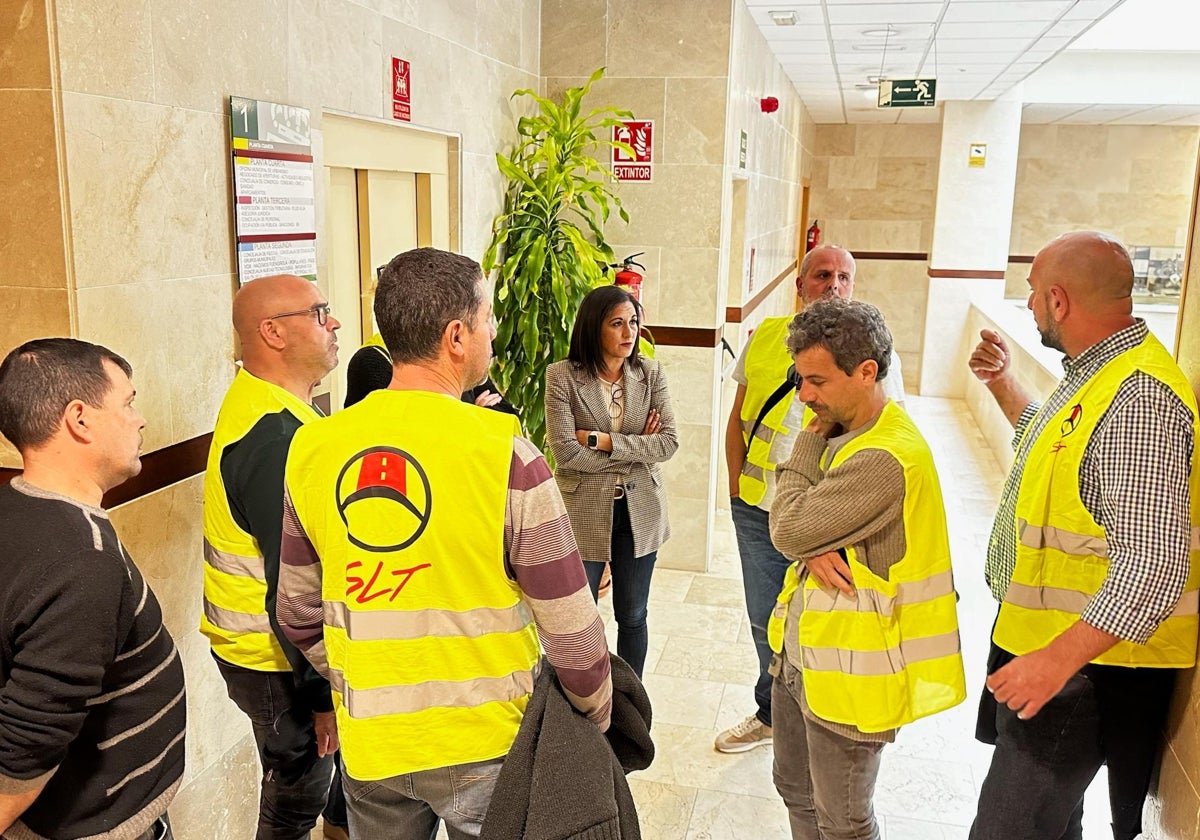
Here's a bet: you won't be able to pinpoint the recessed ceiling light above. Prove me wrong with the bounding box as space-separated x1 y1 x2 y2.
768 10 797 26
862 26 899 38
852 44 907 52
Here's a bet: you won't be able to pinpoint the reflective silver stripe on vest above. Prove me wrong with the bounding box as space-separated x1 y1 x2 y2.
202 600 273 634
805 569 955 618
1018 521 1109 558
801 629 961 677
1005 581 1200 618
327 665 534 719
203 540 266 581
325 600 533 642
741 463 766 481
742 418 774 445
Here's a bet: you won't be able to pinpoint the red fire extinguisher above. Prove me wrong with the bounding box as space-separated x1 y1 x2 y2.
613 253 646 301
805 220 821 253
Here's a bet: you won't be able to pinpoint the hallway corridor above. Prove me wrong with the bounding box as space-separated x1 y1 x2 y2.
601 394 1114 839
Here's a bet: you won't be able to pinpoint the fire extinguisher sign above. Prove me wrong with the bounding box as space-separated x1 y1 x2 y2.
612 120 653 182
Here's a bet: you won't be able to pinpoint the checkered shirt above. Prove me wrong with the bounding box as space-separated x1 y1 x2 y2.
985 321 1195 644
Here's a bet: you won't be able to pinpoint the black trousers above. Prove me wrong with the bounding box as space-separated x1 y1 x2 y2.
972 640 1176 840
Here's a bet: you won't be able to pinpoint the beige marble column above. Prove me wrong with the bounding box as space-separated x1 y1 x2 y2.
1144 139 1200 840
0 0 74 467
919 97 1022 398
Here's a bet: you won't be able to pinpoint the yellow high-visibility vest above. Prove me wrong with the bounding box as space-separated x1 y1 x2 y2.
201 367 322 671
995 334 1200 667
285 389 541 780
768 401 966 732
738 317 798 505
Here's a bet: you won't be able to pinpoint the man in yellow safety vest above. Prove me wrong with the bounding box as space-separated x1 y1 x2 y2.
201 274 348 840
717 245 907 754
767 296 965 839
966 231 1198 840
276 247 613 838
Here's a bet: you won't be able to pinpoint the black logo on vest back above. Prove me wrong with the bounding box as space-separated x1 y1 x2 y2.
335 447 433 552
1060 403 1083 437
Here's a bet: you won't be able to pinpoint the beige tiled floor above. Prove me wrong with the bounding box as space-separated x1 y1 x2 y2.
329 395 1114 839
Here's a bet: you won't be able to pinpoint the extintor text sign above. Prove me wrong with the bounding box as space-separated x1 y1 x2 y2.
612 120 653 182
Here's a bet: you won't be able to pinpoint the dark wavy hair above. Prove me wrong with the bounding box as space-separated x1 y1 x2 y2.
566 285 644 378
785 297 892 380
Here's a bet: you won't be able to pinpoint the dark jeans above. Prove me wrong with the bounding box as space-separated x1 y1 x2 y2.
343 758 500 840
730 496 793 727
135 815 172 840
971 640 1176 840
216 657 348 840
583 497 657 678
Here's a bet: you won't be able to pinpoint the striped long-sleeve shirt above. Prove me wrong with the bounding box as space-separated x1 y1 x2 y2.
0 480 185 840
277 435 612 731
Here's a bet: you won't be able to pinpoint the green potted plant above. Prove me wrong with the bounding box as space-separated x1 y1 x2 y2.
483 68 633 451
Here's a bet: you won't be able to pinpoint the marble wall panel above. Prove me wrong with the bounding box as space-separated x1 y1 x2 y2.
1152 744 1200 840
54 0 153 99
1107 125 1200 163
1 0 52 89
0 287 72 354
475 0 523 69
613 165 724 250
853 124 942 158
814 125 856 157
606 0 731 79
827 157 878 190
851 260 929 358
62 94 232 290
664 77 727 166
657 492 712 573
0 89 67 289
656 246 721 328
541 0 607 77
150 0 289 114
287 0 384 119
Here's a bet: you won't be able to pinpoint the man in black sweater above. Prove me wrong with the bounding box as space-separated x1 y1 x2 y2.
0 338 186 840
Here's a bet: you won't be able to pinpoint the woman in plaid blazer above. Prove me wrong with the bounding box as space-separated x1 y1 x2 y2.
544 285 679 677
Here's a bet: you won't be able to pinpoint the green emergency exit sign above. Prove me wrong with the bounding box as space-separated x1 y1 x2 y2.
877 79 937 108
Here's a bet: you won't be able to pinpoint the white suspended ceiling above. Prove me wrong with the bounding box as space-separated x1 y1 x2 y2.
748 0 1200 125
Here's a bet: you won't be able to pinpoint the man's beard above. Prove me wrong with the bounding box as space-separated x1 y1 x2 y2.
1038 320 1065 353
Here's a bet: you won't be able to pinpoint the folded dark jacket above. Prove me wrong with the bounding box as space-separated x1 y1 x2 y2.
481 655 654 840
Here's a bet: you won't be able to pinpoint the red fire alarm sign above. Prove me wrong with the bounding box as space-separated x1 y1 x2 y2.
392 57 411 122
612 120 653 182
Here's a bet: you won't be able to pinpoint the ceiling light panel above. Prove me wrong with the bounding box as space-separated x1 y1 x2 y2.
749 7 825 30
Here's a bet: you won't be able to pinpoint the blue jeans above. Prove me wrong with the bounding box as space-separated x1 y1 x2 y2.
584 497 657 678
215 657 347 840
730 496 794 727
343 758 502 840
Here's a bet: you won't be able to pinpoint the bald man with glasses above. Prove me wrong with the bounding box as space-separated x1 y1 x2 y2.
200 274 350 840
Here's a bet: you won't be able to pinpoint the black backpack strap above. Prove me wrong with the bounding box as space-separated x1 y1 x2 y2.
746 379 798 455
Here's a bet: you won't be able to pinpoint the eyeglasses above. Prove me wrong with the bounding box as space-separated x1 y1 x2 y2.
608 382 624 419
266 303 332 327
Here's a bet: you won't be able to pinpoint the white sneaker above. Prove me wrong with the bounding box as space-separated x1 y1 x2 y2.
714 713 773 753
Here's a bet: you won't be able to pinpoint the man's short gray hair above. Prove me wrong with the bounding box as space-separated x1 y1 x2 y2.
785 297 892 380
